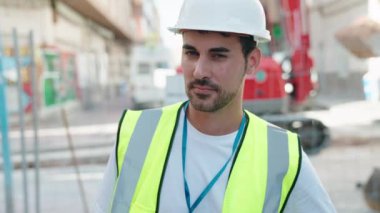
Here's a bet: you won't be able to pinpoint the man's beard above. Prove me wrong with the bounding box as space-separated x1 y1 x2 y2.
186 78 237 112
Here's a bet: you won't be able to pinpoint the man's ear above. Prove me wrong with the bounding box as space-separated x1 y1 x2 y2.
246 48 261 75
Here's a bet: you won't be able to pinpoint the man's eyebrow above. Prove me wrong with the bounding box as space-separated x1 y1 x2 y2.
182 45 229 53
210 47 230 53
183 44 196 50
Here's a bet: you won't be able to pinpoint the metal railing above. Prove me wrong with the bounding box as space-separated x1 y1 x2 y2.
0 29 40 213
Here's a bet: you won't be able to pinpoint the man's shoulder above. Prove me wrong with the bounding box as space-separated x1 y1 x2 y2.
244 110 286 131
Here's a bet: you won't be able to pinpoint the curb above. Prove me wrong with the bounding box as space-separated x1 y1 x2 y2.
0 144 113 170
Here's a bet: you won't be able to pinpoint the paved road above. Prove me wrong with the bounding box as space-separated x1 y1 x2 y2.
309 100 380 212
311 143 380 213
0 165 105 213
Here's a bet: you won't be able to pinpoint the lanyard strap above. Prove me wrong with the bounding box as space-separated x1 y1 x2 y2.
182 102 246 212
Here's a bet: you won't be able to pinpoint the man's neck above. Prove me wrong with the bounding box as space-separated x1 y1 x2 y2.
186 102 244 136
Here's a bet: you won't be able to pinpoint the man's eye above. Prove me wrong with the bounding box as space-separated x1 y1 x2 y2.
212 54 226 59
185 51 198 57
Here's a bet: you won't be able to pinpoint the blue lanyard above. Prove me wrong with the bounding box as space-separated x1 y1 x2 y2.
182 102 246 212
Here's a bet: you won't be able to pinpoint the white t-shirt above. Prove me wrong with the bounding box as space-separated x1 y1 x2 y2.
95 110 336 213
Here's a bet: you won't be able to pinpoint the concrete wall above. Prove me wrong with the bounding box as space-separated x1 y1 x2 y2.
90 0 133 34
0 3 109 54
0 6 52 44
309 0 369 100
1 0 161 109
0 2 124 111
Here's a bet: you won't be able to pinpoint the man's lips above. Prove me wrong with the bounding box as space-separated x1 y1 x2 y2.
193 85 215 91
190 84 219 95
189 79 219 94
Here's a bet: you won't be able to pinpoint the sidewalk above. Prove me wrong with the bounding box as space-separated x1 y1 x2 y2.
1 97 128 169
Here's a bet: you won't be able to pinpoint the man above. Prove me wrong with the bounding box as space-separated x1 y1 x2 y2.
96 0 336 212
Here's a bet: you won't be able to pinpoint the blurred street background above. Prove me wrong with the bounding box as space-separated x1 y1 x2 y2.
1 0 380 212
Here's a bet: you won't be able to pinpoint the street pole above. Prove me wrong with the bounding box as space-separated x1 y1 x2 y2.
29 30 41 213
58 54 89 213
61 108 89 213
13 28 30 213
0 31 15 213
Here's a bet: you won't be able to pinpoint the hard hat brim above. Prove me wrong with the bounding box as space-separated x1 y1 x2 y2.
168 26 271 43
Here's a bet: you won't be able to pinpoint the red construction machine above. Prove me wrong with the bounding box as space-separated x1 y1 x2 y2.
243 0 329 154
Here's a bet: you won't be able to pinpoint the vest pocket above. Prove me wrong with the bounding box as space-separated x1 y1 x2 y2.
130 202 156 213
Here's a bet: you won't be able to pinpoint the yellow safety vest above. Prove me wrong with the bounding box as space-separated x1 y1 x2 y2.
110 102 301 213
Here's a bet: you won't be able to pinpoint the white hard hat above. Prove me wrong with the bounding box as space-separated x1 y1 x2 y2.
169 0 271 43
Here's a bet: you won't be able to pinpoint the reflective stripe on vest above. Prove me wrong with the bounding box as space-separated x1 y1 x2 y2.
111 102 183 212
110 102 301 213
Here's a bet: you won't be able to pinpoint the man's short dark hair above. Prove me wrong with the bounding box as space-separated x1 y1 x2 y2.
238 36 257 59
195 30 257 60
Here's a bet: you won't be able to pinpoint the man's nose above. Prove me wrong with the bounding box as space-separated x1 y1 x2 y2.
193 56 211 79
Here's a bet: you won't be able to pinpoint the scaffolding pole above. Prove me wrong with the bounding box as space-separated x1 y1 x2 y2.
0 31 15 213
13 28 30 213
29 30 41 213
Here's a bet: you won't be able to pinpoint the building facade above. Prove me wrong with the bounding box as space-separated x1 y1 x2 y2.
308 0 380 100
0 0 160 116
